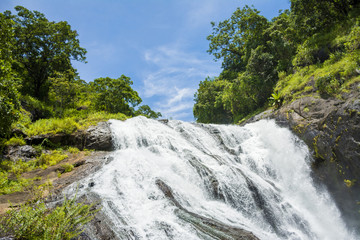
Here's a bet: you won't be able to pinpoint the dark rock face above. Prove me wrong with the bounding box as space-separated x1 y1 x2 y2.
83 122 113 151
244 87 360 233
25 122 114 151
6 145 38 161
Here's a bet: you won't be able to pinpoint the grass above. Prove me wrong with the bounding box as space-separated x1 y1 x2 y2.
26 118 80 136
37 150 68 169
0 147 80 195
0 172 41 195
24 111 129 137
4 137 26 147
61 163 74 173
275 50 360 102
275 15 360 102
67 146 80 154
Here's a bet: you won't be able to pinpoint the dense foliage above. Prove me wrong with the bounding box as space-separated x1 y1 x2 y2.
4 6 86 101
194 0 360 123
91 75 142 115
0 13 20 138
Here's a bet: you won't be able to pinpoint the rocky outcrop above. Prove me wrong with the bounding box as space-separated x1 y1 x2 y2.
25 121 114 151
244 85 360 233
82 122 113 151
6 145 38 162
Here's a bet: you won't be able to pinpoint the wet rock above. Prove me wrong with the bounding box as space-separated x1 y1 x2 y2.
155 179 260 240
71 232 92 240
6 145 38 161
73 193 120 240
158 119 169 124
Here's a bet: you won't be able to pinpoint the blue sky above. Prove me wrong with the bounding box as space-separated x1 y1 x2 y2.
1 0 290 121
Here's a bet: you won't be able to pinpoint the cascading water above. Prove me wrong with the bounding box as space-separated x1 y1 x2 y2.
66 116 357 240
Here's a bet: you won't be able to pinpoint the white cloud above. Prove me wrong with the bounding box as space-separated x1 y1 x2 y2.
167 88 194 106
141 44 220 121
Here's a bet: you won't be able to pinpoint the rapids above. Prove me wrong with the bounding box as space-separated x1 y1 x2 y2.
66 117 357 240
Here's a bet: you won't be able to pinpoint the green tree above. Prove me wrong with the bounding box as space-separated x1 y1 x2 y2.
91 75 142 115
207 5 270 73
290 0 358 39
193 77 232 123
245 45 277 105
221 74 259 121
4 6 86 100
0 13 20 138
265 10 298 72
48 70 82 116
135 105 162 119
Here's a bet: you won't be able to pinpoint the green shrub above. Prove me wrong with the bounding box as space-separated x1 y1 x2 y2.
11 108 32 132
25 111 128 137
37 150 68 168
10 159 37 175
67 147 80 154
0 171 40 195
315 74 343 96
292 40 316 67
61 163 74 173
0 195 98 239
4 137 26 147
0 159 37 175
276 49 360 102
77 111 128 130
26 117 79 136
21 95 54 121
345 25 360 51
269 92 283 109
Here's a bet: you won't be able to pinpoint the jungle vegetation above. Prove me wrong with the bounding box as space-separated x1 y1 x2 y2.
193 0 360 123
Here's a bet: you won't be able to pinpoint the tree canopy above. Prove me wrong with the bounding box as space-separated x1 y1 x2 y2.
4 6 86 100
91 76 142 116
0 13 20 138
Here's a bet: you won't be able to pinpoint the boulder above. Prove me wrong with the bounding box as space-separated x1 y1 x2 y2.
6 145 38 162
83 122 113 151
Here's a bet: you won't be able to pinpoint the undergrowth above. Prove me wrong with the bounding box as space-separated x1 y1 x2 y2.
0 149 72 195
4 137 26 147
0 193 98 239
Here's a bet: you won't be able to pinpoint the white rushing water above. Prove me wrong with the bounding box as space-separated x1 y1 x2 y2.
67 117 357 240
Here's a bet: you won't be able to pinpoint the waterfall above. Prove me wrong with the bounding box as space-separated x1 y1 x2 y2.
67 116 357 240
